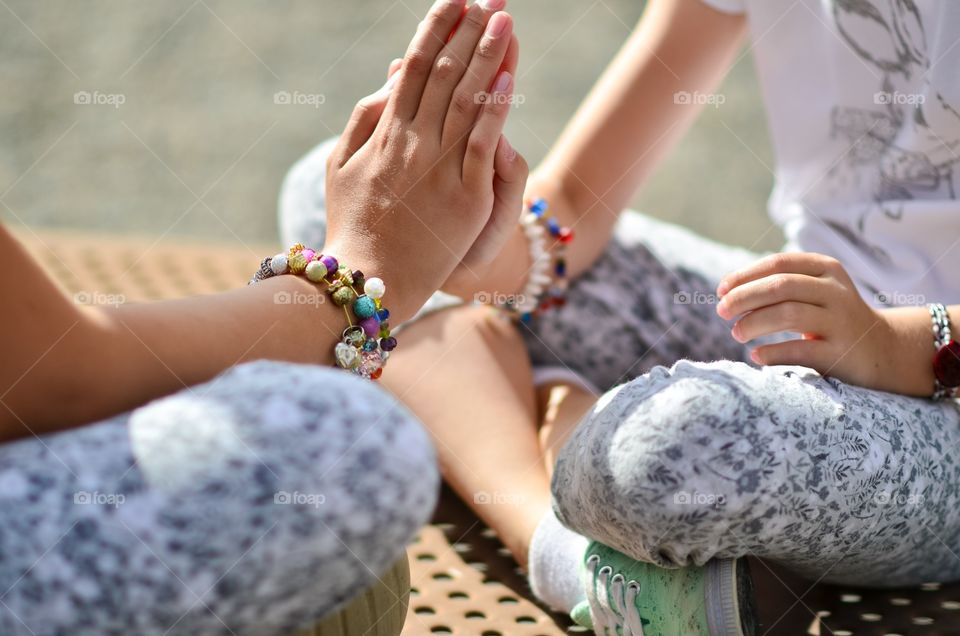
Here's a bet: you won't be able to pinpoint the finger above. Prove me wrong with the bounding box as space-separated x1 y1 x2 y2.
387 57 403 78
716 273 830 320
751 338 833 371
440 14 515 147
464 136 529 264
387 0 468 121
731 301 826 343
462 70 513 185
717 252 841 297
333 72 401 166
415 0 509 129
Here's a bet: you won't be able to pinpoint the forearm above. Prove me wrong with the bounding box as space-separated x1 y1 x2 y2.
534 0 747 276
0 228 409 440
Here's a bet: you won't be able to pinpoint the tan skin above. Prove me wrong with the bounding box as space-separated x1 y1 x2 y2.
385 0 959 570
0 0 529 442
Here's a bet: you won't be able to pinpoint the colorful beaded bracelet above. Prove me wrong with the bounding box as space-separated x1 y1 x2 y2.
249 244 397 380
507 197 573 323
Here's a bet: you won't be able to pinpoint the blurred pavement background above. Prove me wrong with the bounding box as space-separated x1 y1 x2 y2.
0 0 780 252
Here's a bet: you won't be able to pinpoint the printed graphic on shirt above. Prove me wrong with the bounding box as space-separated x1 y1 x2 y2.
826 0 960 266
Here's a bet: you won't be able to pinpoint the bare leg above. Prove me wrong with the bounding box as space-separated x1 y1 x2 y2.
537 381 597 477
382 304 551 567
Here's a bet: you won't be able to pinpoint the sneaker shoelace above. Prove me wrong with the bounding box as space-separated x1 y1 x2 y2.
585 553 646 636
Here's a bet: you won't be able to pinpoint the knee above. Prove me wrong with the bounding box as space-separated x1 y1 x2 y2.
130 359 439 567
551 360 785 565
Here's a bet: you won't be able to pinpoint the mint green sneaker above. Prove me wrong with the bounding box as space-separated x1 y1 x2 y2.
570 542 757 636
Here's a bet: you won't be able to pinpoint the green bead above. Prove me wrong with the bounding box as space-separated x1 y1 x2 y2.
332 286 354 307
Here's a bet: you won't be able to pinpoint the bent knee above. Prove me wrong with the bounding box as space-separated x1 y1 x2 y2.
551 360 800 564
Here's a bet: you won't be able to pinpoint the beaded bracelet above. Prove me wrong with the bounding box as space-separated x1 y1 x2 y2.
506 197 574 323
250 244 397 380
929 303 960 400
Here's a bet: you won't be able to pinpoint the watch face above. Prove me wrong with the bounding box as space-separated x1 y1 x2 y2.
933 340 960 388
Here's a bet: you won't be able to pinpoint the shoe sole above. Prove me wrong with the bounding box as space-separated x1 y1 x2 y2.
705 558 758 636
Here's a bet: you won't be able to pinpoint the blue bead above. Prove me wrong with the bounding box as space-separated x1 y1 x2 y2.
353 295 377 319
547 218 561 235
520 312 533 323
377 308 390 321
529 198 548 215
555 260 566 276
362 338 378 352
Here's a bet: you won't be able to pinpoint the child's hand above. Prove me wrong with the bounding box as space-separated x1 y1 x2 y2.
323 0 522 321
715 252 896 390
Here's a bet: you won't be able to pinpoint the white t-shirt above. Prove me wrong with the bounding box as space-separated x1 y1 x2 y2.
701 0 960 306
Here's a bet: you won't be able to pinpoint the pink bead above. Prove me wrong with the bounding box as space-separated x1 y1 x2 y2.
301 248 315 262
359 316 380 337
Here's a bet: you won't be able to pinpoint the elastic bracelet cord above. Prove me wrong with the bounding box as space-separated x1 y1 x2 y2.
250 244 396 380
505 197 574 323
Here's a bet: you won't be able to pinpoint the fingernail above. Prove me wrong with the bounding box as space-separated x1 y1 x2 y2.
501 135 516 161
479 0 506 11
750 350 761 364
717 281 730 297
493 70 512 94
486 11 509 37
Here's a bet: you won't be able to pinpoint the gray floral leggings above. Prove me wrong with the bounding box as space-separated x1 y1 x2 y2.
530 211 960 587
0 361 438 635
282 137 960 587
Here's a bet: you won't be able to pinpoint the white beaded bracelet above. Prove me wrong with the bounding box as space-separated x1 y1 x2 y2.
513 211 552 314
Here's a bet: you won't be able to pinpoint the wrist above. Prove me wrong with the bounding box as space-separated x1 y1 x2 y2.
320 240 424 324
876 306 938 397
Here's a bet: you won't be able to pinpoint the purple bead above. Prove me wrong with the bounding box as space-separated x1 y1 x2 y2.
320 255 339 275
359 316 380 337
380 336 398 351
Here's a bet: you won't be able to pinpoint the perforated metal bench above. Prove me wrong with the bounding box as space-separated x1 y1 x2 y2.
18 227 960 636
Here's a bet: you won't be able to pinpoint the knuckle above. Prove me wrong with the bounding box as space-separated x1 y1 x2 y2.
404 50 432 76
463 8 487 32
766 273 791 296
466 134 490 161
432 55 459 81
450 89 476 117
475 36 499 61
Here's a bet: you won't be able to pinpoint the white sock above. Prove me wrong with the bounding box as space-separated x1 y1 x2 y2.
528 506 589 613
